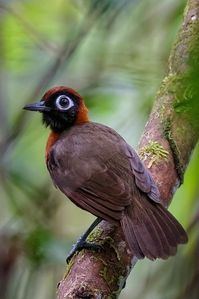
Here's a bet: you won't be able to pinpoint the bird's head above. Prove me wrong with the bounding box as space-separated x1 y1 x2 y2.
24 86 89 132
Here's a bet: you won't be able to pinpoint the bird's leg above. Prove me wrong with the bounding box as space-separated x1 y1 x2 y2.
66 217 102 263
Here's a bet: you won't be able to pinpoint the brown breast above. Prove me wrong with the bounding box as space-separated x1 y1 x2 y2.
45 131 60 160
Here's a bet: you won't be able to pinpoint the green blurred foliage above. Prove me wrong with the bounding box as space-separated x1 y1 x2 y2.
0 0 198 298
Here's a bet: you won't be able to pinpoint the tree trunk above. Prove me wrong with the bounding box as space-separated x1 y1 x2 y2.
57 0 199 298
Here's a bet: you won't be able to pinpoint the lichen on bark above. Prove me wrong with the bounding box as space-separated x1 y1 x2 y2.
139 141 169 168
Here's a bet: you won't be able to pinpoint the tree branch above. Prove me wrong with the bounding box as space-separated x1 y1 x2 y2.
0 3 102 153
0 3 58 53
57 0 199 298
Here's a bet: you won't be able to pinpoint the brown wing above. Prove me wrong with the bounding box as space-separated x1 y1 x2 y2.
125 144 160 202
47 123 160 223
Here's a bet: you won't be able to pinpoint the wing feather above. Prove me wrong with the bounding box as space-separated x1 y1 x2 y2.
48 123 160 223
47 123 187 260
125 145 160 203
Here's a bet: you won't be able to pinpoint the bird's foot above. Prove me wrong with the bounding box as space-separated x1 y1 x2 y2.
66 240 102 264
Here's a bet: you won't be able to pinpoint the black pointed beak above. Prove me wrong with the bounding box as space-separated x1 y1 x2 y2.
23 101 51 112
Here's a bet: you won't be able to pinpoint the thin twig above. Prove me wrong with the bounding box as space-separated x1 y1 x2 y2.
0 5 102 153
0 3 57 52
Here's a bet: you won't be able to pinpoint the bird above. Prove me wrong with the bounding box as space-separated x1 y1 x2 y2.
24 86 188 261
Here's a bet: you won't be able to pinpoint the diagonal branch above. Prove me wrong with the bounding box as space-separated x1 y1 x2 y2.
0 3 58 53
0 4 103 153
57 1 199 298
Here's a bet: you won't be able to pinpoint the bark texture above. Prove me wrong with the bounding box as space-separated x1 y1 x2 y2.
57 1 199 298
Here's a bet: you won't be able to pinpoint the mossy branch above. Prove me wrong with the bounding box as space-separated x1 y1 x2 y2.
57 1 199 298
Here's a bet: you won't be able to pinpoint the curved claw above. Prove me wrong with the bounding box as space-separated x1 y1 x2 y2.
66 241 103 264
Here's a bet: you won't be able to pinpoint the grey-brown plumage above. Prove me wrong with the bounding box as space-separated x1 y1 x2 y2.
47 122 188 260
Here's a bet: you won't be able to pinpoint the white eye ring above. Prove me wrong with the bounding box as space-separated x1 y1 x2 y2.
55 95 74 111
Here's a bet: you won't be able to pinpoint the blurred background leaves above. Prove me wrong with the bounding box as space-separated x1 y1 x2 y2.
0 0 198 298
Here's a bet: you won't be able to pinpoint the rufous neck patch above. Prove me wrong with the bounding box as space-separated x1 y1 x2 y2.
45 131 60 160
75 100 89 124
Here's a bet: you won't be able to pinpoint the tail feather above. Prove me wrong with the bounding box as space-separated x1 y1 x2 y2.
157 205 188 244
121 196 188 260
148 209 178 259
148 208 177 257
121 213 144 259
153 208 177 248
143 211 171 258
132 214 163 259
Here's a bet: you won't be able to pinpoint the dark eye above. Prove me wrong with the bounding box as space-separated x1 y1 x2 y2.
55 95 74 111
